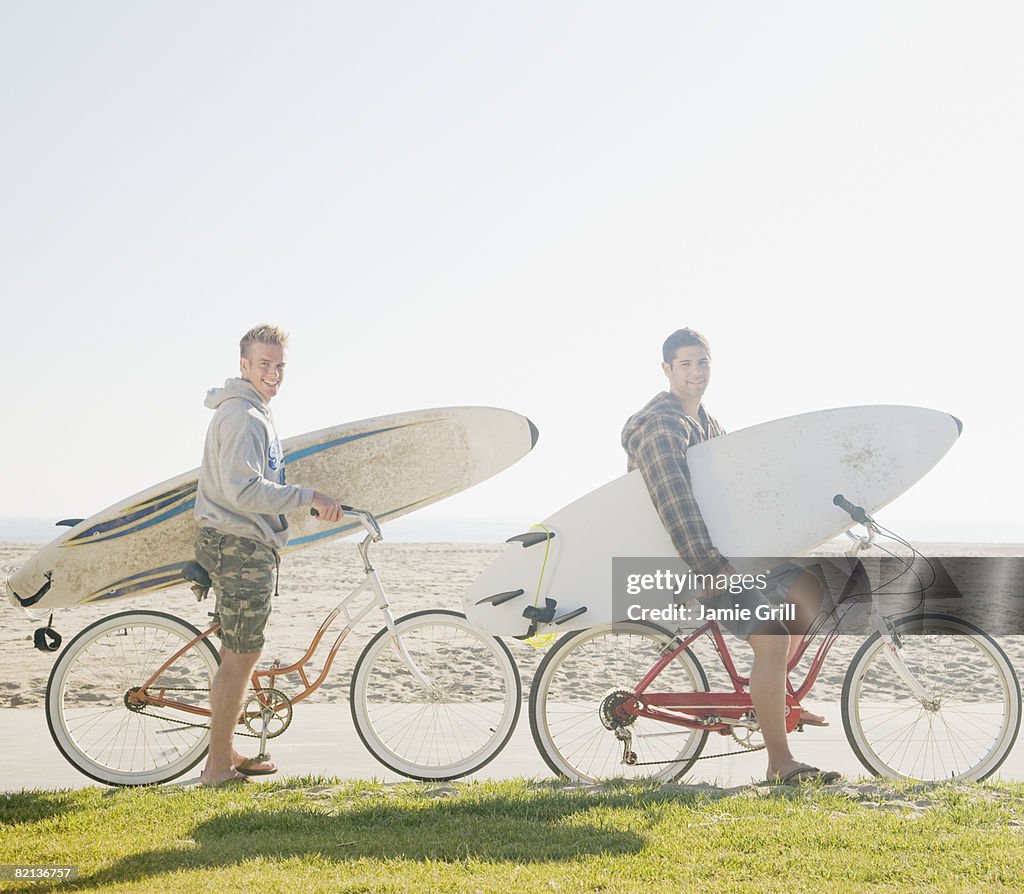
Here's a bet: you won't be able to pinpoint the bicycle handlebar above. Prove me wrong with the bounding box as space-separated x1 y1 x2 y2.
310 505 383 540
833 493 871 525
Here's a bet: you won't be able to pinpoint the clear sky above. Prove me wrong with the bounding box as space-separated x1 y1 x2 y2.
2 2 1021 542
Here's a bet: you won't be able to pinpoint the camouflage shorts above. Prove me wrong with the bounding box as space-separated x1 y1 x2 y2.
194 527 279 654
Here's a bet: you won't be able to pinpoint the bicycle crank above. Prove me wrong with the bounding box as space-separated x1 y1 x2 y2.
729 712 764 750
241 687 293 760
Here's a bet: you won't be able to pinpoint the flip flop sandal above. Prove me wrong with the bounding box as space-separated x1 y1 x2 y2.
770 766 842 786
235 757 278 777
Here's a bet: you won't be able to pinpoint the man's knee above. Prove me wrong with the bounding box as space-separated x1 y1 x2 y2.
791 570 824 605
748 624 790 658
219 645 262 672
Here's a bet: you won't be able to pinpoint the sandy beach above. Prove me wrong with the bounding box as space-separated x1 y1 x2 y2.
3 538 1023 713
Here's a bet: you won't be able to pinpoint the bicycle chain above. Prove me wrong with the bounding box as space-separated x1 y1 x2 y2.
136 690 770 759
629 742 766 766
629 721 766 766
129 687 272 739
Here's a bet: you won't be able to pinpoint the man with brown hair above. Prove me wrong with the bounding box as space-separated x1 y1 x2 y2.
195 324 344 787
622 327 839 785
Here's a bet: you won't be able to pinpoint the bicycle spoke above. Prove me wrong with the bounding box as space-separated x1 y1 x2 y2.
47 613 218 785
842 616 1021 781
351 611 520 779
530 623 709 782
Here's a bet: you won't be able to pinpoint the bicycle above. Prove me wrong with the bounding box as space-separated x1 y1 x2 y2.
528 496 1022 783
45 508 522 786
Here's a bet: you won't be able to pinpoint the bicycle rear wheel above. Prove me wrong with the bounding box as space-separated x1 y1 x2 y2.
350 610 521 780
841 613 1021 781
46 611 220 786
529 621 709 782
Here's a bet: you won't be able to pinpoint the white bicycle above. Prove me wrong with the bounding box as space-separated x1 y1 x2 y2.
45 508 521 786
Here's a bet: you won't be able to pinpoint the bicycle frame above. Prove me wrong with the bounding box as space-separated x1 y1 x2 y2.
611 521 920 736
127 510 433 720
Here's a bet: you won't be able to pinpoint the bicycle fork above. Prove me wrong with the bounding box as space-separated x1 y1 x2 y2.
870 611 934 707
367 569 438 697
848 524 934 709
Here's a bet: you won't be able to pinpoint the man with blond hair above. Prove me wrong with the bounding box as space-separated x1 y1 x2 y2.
195 324 344 786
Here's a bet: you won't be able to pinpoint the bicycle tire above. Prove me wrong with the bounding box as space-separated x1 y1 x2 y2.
350 610 521 780
529 621 709 782
45 610 220 786
841 612 1021 781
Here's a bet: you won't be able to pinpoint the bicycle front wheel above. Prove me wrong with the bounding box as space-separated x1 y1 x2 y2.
842 613 1021 781
46 610 220 786
350 610 521 780
529 621 709 782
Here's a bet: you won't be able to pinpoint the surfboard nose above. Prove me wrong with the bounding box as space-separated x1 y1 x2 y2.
528 418 540 448
951 414 963 436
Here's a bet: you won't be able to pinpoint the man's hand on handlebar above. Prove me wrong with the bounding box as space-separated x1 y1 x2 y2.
311 492 345 523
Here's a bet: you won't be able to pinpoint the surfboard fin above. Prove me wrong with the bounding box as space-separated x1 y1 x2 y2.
475 589 525 607
55 518 85 528
528 418 540 448
506 531 555 548
553 606 587 625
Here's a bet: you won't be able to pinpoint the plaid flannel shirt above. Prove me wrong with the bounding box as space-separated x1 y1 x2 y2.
621 391 733 577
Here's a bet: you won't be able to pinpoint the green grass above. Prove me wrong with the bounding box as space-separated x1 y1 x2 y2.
3 777 1024 893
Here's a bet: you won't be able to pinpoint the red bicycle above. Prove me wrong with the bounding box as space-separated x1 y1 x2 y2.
528 498 1021 783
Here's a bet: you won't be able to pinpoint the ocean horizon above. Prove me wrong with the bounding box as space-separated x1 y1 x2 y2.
1 516 1021 547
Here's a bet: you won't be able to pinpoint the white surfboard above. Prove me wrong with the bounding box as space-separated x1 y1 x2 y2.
463 405 961 637
6 406 538 614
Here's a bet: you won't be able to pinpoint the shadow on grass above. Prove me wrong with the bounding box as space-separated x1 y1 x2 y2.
0 789 82 825
32 787 681 891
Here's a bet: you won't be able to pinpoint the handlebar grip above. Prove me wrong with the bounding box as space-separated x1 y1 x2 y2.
833 494 870 525
310 505 356 517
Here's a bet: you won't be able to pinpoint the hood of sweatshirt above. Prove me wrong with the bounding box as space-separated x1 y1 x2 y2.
621 391 688 453
204 378 268 412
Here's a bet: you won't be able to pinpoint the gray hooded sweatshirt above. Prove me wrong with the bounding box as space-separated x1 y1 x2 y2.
195 378 314 549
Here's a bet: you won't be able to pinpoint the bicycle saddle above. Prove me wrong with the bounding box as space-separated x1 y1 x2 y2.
181 561 212 589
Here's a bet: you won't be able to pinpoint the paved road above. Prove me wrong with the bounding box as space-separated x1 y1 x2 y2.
4 700 1023 792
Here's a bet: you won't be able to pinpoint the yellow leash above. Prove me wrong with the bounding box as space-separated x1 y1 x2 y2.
524 523 557 649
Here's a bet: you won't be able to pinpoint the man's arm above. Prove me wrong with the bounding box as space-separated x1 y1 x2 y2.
632 415 734 578
216 416 314 514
